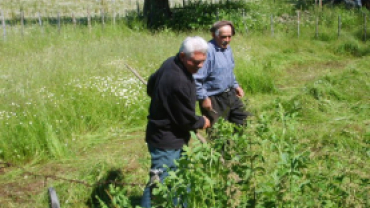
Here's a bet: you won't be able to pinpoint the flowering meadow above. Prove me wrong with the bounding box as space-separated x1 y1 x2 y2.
0 26 178 163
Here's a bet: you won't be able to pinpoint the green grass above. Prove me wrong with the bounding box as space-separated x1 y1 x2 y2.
1 1 370 208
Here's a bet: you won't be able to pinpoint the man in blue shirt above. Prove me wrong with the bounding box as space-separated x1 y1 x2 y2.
193 20 251 129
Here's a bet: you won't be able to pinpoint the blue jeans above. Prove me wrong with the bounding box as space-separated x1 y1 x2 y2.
140 143 183 208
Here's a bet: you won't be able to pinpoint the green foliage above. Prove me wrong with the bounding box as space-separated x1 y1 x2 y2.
236 60 277 94
147 92 369 207
87 168 143 208
125 11 147 31
336 41 370 56
134 1 261 32
95 184 133 208
152 119 253 208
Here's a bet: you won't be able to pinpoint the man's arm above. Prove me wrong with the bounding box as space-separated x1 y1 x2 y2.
235 86 244 98
147 71 158 97
193 55 214 111
193 58 211 101
167 86 207 131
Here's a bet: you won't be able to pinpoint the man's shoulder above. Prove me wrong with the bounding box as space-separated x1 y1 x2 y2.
159 60 187 85
160 74 190 97
207 41 216 50
161 56 176 67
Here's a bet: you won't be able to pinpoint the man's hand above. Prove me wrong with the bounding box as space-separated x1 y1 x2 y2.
202 116 211 129
235 87 244 98
201 97 212 111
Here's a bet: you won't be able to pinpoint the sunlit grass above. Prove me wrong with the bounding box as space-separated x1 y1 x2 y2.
0 1 369 207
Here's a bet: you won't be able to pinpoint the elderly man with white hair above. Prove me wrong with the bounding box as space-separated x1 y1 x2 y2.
141 36 211 208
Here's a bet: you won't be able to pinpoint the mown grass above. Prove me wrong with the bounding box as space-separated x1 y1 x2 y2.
0 1 369 208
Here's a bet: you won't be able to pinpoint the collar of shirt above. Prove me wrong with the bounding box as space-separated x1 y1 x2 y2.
174 53 193 79
210 39 230 52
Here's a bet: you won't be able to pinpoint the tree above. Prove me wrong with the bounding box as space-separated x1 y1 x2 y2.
143 0 172 27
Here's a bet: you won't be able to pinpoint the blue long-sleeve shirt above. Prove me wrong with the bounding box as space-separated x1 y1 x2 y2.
193 39 239 100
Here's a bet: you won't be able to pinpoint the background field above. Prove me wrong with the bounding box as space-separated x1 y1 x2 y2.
0 0 369 207
1 0 194 18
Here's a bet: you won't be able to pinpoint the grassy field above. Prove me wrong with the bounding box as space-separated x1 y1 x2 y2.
1 1 369 208
0 0 144 17
0 0 194 18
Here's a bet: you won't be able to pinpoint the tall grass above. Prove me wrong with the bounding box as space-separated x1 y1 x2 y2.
0 25 159 163
1 1 369 163
0 1 369 207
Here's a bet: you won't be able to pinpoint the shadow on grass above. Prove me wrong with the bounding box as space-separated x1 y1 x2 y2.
86 168 142 208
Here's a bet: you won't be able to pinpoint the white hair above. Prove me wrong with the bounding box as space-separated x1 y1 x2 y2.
215 29 220 37
179 36 208 57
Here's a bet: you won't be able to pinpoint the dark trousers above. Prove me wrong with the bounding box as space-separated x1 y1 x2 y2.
200 90 251 159
200 89 250 126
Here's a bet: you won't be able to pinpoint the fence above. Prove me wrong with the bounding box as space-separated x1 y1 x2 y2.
0 1 369 42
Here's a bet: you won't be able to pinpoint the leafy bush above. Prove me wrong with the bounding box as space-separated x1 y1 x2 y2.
146 98 369 207
125 1 270 33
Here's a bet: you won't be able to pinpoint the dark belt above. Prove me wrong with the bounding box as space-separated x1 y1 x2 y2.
223 88 232 93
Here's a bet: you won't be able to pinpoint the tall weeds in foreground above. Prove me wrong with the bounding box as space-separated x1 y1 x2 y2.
95 96 369 207
144 100 368 207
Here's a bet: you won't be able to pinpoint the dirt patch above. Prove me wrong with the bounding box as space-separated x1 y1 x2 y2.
0 131 147 207
0 179 44 205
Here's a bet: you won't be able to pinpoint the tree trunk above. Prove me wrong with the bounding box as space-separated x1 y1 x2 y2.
144 0 171 28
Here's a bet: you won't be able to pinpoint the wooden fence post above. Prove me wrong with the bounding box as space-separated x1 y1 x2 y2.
338 15 341 38
57 11 61 34
87 8 91 32
242 9 247 34
271 14 274 37
46 9 49 26
21 9 24 37
315 16 319 38
297 11 300 38
101 8 105 29
1 9 6 41
364 13 367 42
38 11 43 34
72 12 76 29
113 8 116 26
216 8 219 21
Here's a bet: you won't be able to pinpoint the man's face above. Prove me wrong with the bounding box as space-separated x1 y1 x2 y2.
213 25 232 49
180 51 207 74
